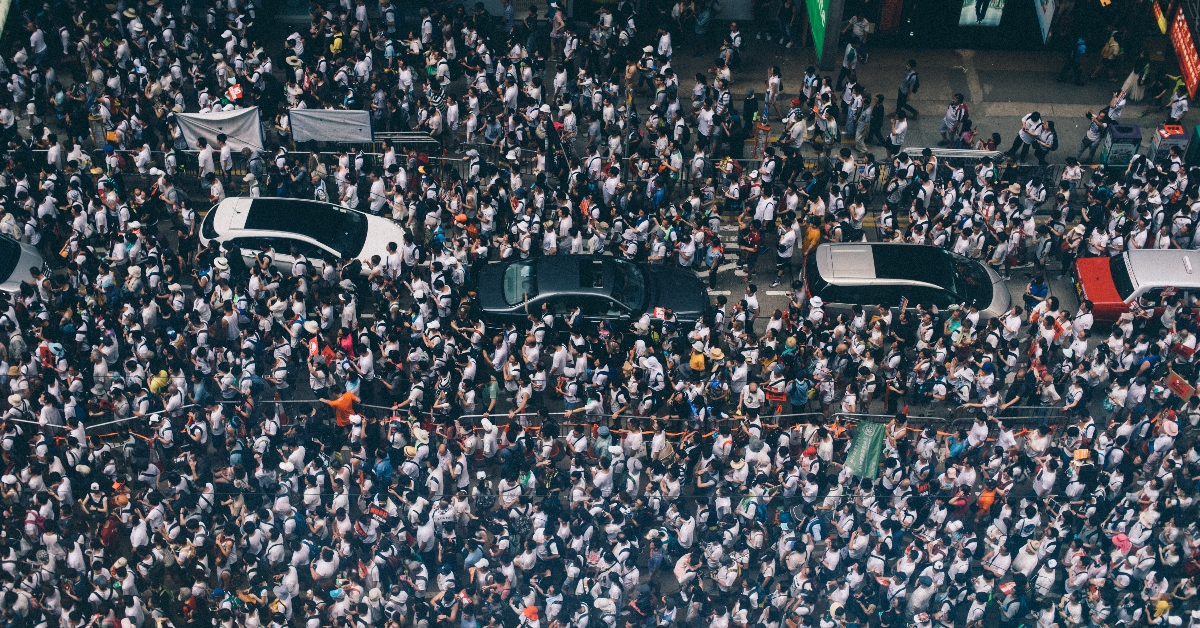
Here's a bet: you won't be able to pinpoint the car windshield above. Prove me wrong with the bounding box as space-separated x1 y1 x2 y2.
611 259 646 311
947 252 996 308
0 237 21 283
243 200 369 255
871 246 993 307
502 261 536 306
1111 254 1137 301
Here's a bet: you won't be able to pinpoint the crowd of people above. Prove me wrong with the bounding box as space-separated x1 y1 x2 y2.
0 1 1198 628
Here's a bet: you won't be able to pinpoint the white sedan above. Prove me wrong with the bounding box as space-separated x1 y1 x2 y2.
199 198 407 276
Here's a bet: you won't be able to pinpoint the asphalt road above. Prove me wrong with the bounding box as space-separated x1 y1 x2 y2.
705 227 1081 335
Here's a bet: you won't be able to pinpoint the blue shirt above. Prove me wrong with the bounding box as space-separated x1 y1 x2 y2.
1028 281 1048 300
374 458 393 484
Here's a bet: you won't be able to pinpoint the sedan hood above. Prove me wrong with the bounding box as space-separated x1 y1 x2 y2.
646 267 708 322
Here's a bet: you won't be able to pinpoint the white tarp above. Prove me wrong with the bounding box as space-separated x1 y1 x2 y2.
290 109 373 143
175 107 264 152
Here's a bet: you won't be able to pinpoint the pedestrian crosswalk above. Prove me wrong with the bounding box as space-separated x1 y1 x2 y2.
696 263 739 277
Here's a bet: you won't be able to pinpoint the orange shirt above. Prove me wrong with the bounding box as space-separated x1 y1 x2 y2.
326 392 360 427
802 225 822 255
976 488 996 513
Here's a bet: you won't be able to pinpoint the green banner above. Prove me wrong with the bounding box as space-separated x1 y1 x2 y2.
845 421 885 479
806 0 830 60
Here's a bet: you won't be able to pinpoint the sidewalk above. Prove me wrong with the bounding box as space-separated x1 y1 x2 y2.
665 42 1184 165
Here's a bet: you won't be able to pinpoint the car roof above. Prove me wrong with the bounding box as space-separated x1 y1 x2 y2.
814 243 950 289
536 256 613 296
1125 250 1200 289
214 197 254 233
210 197 378 254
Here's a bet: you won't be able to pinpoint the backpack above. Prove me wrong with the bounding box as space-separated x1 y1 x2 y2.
679 122 691 145
474 489 496 512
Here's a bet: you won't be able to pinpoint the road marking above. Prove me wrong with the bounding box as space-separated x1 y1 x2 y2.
696 262 739 276
765 290 790 296
710 290 731 295
957 49 985 106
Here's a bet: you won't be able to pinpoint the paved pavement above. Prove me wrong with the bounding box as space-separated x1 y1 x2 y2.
670 43 1182 161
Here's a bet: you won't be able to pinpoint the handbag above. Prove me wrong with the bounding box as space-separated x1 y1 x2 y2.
655 439 676 462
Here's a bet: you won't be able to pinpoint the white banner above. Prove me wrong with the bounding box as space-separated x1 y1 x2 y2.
175 107 264 152
290 109 373 143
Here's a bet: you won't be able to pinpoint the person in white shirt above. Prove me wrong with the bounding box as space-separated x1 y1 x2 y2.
1007 111 1043 162
773 225 796 288
887 111 908 156
368 171 387 214
197 137 215 176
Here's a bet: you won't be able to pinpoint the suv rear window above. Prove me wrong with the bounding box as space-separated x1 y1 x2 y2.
805 251 828 295
1111 254 1136 301
201 208 220 240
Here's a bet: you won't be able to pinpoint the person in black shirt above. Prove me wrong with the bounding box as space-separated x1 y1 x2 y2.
868 94 888 146
1001 366 1036 415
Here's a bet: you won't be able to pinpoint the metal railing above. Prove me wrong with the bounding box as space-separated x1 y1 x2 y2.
447 405 1072 435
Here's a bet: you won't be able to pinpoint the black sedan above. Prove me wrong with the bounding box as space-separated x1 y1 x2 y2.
476 255 710 326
